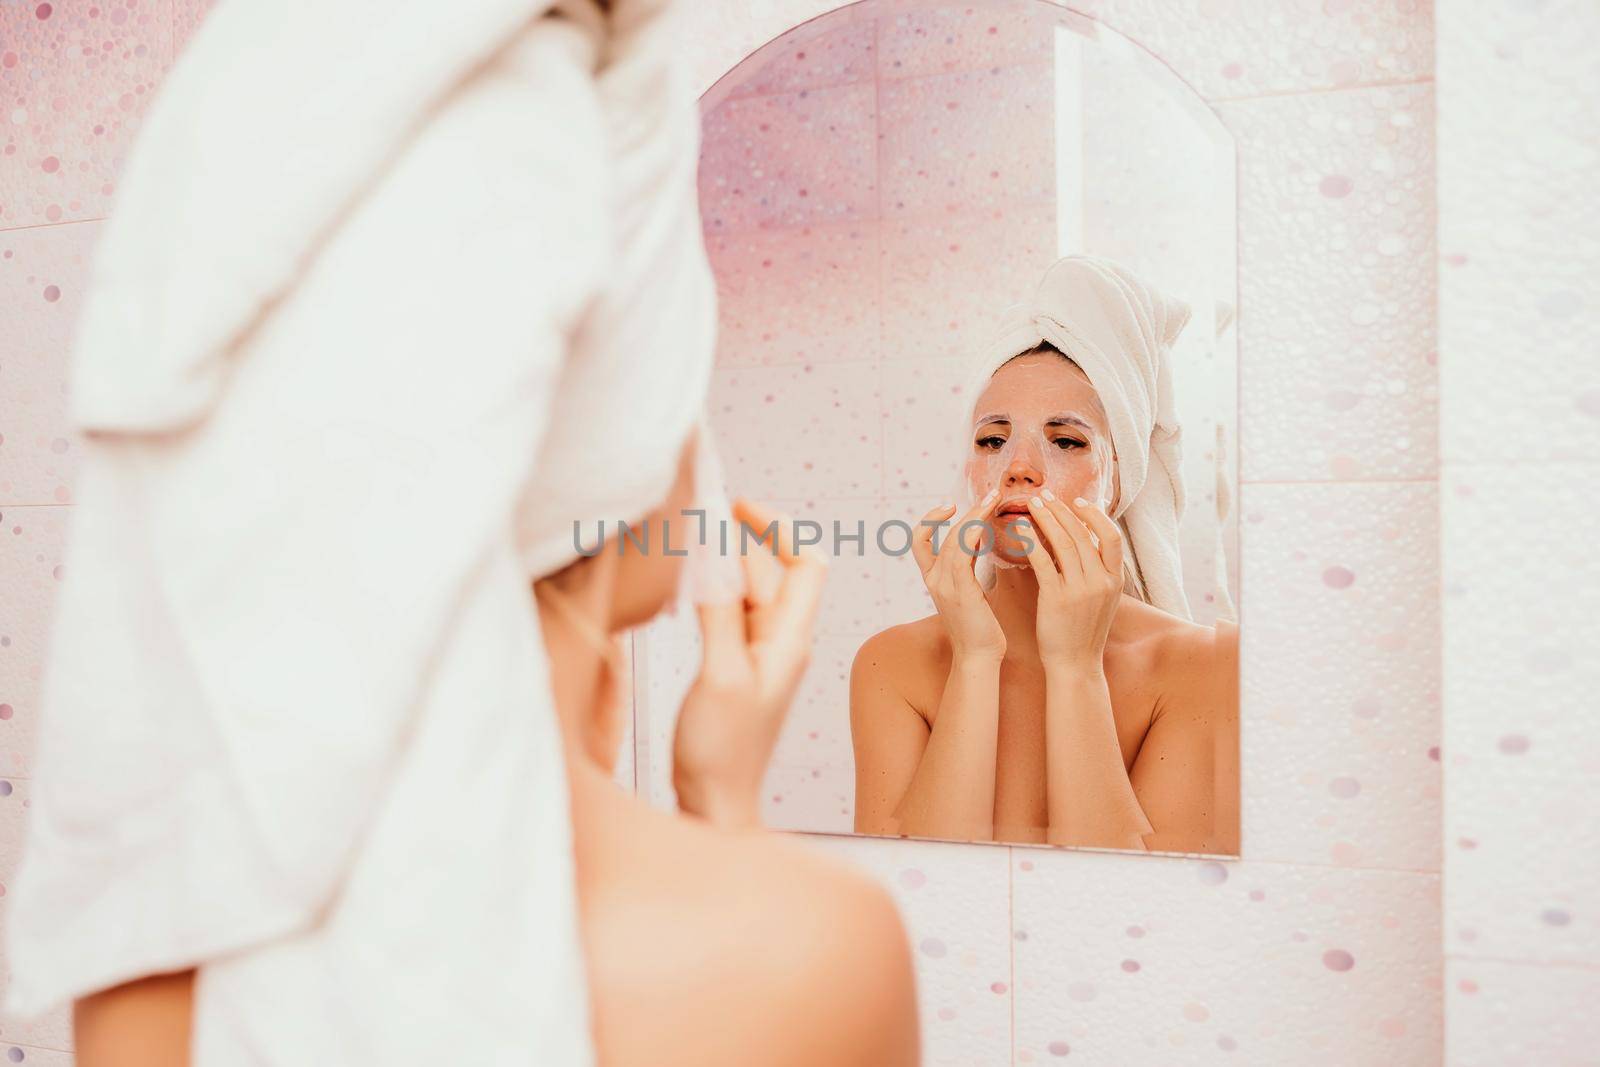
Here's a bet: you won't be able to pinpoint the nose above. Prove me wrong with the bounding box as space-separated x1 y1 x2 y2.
1001 447 1043 491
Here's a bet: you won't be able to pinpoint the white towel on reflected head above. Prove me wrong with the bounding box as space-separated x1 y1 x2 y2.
973 254 1193 619
3 1 713 1064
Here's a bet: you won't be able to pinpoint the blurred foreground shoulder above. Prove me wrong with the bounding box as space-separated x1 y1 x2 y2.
753 834 921 1067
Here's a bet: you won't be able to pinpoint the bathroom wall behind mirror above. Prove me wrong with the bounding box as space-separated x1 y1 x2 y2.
634 0 1240 857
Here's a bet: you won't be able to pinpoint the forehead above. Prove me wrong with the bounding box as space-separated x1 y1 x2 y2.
971 353 1106 425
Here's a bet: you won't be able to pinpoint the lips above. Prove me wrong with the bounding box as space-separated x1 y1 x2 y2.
996 498 1033 516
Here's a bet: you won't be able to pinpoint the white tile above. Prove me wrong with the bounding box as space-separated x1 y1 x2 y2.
1012 848 1441 1065
0 507 69 780
1445 956 1600 1067
1442 463 1600 966
709 362 884 500
1239 483 1440 872
1218 85 1437 482
0 225 100 505
1437 0 1600 464
704 222 880 368
698 81 877 233
1089 0 1433 100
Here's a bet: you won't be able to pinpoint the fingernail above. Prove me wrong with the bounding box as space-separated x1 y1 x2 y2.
1074 497 1090 508
1029 495 1043 508
982 488 999 503
1041 487 1056 501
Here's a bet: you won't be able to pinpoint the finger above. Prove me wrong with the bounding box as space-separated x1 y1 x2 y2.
1039 491 1099 576
1023 495 1084 579
731 498 785 607
696 599 749 677
1067 495 1124 578
912 503 956 577
940 488 999 572
1011 516 1061 587
733 498 828 647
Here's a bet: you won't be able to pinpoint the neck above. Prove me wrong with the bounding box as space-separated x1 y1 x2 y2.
984 563 1136 664
534 581 618 780
986 564 1042 662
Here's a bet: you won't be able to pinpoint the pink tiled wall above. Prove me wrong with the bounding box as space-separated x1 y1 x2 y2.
0 1 1486 1065
1436 1 1600 1064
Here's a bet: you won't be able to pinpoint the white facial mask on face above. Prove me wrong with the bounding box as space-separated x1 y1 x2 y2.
957 414 1116 512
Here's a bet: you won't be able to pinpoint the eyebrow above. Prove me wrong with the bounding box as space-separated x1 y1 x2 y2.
973 413 1094 431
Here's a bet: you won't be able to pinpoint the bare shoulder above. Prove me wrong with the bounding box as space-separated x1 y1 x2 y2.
854 615 944 674
589 800 919 1067
726 833 920 1067
852 615 946 714
1116 601 1237 716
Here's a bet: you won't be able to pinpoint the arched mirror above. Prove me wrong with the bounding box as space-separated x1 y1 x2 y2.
635 0 1240 857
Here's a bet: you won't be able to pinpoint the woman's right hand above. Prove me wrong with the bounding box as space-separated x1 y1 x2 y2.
672 498 828 830
911 490 1006 661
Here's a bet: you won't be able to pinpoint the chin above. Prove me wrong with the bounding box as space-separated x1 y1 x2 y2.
991 521 1035 567
611 562 684 630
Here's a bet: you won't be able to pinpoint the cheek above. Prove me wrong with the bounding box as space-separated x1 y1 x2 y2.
1040 450 1103 499
964 456 995 495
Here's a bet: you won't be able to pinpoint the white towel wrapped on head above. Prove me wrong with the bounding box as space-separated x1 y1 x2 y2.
968 253 1194 619
4 2 713 1064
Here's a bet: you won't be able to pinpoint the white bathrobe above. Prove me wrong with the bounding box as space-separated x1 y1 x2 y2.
3 1 714 1063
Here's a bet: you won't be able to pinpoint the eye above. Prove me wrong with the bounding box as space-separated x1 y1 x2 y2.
1051 436 1088 451
976 435 1006 450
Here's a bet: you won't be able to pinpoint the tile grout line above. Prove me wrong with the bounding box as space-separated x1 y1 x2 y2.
1445 952 1600 975
1008 846 1016 1066
799 830 1443 877
0 216 108 235
1208 74 1436 107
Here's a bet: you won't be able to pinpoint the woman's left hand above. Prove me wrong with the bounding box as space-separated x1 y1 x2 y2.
1016 491 1125 672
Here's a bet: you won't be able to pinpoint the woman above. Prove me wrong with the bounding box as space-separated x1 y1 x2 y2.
850 255 1240 853
534 431 919 1067
12 1 917 1064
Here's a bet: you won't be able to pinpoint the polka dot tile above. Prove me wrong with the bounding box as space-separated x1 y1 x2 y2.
1437 0 1600 462
0 222 99 505
1219 83 1437 482
0 0 166 226
878 63 1055 220
0 506 67 781
713 9 876 101
803 834 1013 1066
699 81 878 233
709 361 885 499
1012 848 1440 1065
1085 0 1433 100
876 5 1057 81
1445 957 1600 1067
1442 465 1600 966
1239 482 1440 871
703 222 880 368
